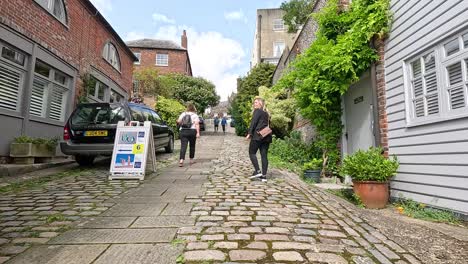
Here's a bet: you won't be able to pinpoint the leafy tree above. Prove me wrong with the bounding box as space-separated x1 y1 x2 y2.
154 96 186 137
133 67 171 97
166 74 220 114
230 63 276 136
281 0 315 33
258 86 296 138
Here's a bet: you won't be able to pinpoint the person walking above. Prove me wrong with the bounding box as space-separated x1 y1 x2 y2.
177 103 200 167
221 116 227 134
246 97 272 182
214 115 220 132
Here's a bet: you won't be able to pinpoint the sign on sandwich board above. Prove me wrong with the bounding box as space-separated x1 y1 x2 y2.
109 121 156 180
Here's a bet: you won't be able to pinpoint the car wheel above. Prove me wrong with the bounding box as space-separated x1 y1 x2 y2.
165 135 174 153
75 155 95 166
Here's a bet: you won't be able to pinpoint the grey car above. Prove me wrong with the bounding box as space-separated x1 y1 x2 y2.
61 102 174 166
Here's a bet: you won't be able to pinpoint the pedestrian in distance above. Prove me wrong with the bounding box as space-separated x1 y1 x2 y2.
176 102 200 167
221 116 227 134
214 115 220 132
246 97 272 182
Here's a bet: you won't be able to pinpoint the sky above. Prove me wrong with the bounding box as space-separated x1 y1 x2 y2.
89 0 285 101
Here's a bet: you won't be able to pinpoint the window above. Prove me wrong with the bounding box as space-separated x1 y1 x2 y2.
405 29 468 125
34 0 67 24
87 76 108 102
151 111 162 124
273 19 285 31
134 52 141 65
30 60 69 122
132 80 139 96
110 89 124 103
156 54 168 66
129 106 145 122
0 43 26 112
102 42 121 71
273 41 285 57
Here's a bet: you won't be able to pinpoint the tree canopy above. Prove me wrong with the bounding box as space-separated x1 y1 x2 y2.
280 0 315 33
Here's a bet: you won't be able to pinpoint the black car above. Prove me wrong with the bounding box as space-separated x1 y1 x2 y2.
61 102 174 166
199 117 205 131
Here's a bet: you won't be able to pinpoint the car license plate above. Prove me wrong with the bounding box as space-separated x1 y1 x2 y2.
84 130 108 136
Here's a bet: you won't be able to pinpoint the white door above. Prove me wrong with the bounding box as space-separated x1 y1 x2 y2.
343 70 375 155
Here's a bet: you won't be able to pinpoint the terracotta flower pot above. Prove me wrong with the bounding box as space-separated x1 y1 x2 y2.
353 181 389 209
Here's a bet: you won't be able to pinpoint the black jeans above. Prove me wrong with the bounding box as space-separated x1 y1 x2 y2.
249 139 270 175
179 129 197 160
222 124 226 132
214 124 218 131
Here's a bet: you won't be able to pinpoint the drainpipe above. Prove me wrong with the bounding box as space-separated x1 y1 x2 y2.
370 38 381 147
257 14 262 64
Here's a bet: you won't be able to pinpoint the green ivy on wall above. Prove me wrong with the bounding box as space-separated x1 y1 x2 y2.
275 0 391 175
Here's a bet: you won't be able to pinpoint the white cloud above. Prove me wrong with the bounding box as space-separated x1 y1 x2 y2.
89 0 112 15
149 25 246 101
152 13 176 24
124 31 147 41
224 10 248 23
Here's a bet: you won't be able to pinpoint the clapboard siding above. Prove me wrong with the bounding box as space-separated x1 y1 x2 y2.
393 173 468 189
391 190 468 214
385 0 468 214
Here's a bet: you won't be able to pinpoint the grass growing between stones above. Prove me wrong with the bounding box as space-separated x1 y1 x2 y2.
326 189 364 208
171 238 187 247
175 254 185 264
0 168 90 193
45 213 66 224
393 198 462 225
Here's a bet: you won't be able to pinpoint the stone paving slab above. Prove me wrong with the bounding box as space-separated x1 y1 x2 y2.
75 217 137 228
161 203 193 215
48 228 177 244
6 244 108 264
131 216 196 228
100 204 167 216
93 244 183 264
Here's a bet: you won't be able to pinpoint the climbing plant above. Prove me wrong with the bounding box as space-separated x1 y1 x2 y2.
275 0 391 175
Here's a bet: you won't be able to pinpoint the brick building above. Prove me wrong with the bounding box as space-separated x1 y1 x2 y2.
126 32 192 107
0 0 136 157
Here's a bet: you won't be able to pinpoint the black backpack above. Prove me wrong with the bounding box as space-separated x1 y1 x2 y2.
180 113 192 129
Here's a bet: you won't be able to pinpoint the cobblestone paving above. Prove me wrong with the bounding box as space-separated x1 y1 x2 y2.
178 135 422 264
0 151 177 263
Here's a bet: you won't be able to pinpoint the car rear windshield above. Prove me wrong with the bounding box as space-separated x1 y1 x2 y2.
71 104 126 125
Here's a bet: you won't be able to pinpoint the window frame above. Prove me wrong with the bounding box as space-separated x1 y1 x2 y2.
0 42 27 115
29 59 70 123
34 0 68 25
87 75 109 102
273 41 286 58
133 52 141 65
102 41 121 72
156 53 169 66
404 29 468 127
273 19 285 31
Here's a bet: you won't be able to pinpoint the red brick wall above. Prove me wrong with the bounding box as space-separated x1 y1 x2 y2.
131 48 191 76
0 0 134 102
374 38 389 157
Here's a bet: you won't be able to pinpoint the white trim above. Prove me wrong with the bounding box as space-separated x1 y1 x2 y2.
133 52 141 65
156 53 169 66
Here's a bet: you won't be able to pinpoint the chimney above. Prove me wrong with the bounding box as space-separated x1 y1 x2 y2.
181 30 188 49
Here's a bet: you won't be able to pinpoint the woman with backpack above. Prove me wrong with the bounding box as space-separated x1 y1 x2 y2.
246 97 272 182
177 103 200 167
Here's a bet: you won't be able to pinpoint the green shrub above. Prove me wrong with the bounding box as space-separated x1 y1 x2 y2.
154 96 186 137
270 131 321 168
395 198 460 224
303 158 323 171
13 136 59 151
339 147 399 182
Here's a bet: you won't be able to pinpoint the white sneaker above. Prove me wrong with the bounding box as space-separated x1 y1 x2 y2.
260 176 267 182
249 171 262 179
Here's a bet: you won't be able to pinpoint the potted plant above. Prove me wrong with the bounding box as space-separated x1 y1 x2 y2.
10 136 59 164
339 147 399 209
302 158 322 183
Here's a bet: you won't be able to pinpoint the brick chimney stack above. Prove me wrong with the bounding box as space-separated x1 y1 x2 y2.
181 30 188 49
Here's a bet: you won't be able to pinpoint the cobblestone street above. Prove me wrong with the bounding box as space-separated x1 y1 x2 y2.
1 131 467 263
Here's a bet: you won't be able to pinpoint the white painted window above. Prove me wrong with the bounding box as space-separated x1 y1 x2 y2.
273 19 285 31
405 30 468 126
30 60 69 122
35 0 67 24
133 52 141 65
110 89 124 103
273 41 285 57
156 54 169 66
87 76 108 102
102 42 121 71
0 43 26 112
